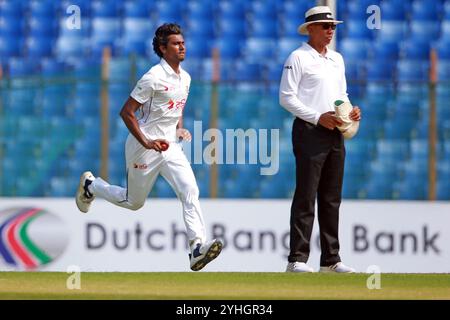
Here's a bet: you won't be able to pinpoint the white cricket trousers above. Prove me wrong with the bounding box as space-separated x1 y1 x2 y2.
90 134 206 244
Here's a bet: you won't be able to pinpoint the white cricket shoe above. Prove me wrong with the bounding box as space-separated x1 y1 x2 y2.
189 239 223 271
286 262 314 273
319 262 355 273
75 171 95 213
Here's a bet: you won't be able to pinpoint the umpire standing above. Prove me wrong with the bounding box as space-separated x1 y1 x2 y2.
279 6 361 273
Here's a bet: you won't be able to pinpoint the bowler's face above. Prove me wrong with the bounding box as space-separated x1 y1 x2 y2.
161 34 185 62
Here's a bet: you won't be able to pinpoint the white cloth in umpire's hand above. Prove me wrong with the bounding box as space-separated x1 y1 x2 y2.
334 100 359 139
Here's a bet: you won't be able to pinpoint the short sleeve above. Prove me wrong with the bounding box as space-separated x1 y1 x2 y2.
130 73 155 104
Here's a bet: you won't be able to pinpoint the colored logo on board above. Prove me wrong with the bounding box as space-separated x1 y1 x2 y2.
0 207 69 270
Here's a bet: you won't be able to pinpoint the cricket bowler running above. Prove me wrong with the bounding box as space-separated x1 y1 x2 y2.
75 23 222 272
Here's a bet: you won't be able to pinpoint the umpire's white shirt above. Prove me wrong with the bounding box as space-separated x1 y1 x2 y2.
279 42 349 125
130 58 190 142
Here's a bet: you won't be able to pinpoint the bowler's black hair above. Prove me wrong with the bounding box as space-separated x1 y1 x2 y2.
152 23 183 58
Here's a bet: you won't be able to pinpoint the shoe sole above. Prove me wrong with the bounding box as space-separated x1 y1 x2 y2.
319 267 355 273
286 269 314 273
190 240 223 271
75 171 94 213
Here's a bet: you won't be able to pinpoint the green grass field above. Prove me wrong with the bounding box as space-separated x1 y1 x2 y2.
0 272 449 300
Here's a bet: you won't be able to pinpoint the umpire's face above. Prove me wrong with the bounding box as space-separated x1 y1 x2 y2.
307 22 336 45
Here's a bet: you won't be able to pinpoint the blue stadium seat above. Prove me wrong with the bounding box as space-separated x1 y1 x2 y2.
55 35 88 60
368 40 399 60
92 0 121 17
339 38 370 60
369 160 401 179
123 0 153 17
356 116 383 142
434 38 450 60
153 1 183 22
0 1 23 17
25 37 54 57
437 181 450 200
410 21 441 42
345 139 377 160
116 38 147 56
186 18 215 38
379 1 407 20
399 40 431 60
393 178 428 200
186 1 214 19
277 37 302 62
217 0 246 19
376 140 409 161
7 58 39 76
0 35 23 58
365 82 395 100
366 58 395 81
437 61 450 81
280 0 310 21
72 58 101 78
342 176 365 199
242 38 276 62
217 18 246 37
411 0 442 21
185 38 211 58
50 177 76 197
249 0 278 19
28 16 58 37
346 0 380 20
213 37 242 59
29 0 58 17
376 21 407 42
72 95 100 119
279 18 303 37
247 19 278 38
383 119 415 139
180 57 201 80
122 18 152 42
18 117 48 137
363 177 394 199
109 57 132 82
259 177 287 199
410 139 429 161
266 63 283 82
344 20 375 39
397 60 429 82
91 18 121 43
0 16 24 36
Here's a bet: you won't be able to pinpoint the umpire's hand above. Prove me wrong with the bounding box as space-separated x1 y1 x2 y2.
318 111 343 130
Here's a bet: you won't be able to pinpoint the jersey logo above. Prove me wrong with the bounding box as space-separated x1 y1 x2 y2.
284 65 292 69
133 163 148 170
167 98 186 110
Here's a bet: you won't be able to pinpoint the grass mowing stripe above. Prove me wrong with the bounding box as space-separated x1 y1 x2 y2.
0 272 448 300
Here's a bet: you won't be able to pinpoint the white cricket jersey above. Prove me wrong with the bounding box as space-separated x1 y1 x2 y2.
130 58 191 142
279 42 349 125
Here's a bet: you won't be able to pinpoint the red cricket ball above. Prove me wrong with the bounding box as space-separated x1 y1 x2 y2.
160 142 169 151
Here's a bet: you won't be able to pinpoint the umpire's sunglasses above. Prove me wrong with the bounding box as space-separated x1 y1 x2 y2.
318 23 337 30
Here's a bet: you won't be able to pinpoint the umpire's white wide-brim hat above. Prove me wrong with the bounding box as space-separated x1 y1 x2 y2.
298 6 343 35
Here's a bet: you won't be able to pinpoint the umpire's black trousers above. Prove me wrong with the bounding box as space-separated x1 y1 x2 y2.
288 117 345 266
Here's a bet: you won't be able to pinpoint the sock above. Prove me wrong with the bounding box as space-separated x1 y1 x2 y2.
85 179 94 198
189 238 202 252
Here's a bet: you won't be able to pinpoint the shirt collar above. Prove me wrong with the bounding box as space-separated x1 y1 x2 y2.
160 58 182 76
303 42 336 62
